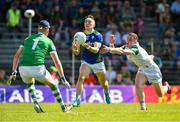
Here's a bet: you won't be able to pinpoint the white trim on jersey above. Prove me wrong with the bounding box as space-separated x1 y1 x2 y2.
49 51 56 54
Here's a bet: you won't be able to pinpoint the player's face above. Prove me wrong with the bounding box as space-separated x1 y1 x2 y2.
43 28 49 36
126 35 136 48
84 18 95 31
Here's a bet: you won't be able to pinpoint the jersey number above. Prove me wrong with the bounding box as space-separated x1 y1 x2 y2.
32 38 39 50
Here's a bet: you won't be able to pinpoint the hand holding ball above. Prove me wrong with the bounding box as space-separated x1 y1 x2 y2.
74 32 86 45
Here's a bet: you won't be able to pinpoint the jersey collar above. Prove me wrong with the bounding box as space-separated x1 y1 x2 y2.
38 32 45 35
84 29 95 35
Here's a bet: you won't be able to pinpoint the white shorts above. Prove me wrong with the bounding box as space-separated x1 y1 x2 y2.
81 61 106 74
19 65 51 84
139 62 162 84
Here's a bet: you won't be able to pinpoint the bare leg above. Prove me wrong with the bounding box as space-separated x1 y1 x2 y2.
76 63 91 97
135 71 147 110
96 72 111 104
96 72 109 94
153 82 168 97
43 73 71 112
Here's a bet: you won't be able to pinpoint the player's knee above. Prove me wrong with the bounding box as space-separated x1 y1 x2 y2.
79 75 86 82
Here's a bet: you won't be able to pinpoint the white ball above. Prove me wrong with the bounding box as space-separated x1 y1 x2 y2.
24 9 35 18
74 32 86 45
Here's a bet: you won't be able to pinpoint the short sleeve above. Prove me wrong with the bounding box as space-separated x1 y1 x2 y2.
48 40 56 53
96 33 103 43
120 45 126 49
130 45 139 55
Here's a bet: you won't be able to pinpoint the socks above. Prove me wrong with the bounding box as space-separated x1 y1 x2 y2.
104 90 109 96
27 84 38 104
140 101 146 107
50 85 65 107
76 95 81 100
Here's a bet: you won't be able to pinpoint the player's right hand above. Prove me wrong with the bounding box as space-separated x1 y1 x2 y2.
72 40 80 49
99 45 110 54
7 70 17 85
109 34 115 44
60 76 71 89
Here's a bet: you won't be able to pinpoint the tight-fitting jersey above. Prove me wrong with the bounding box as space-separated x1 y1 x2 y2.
81 30 103 64
122 42 154 68
19 33 56 66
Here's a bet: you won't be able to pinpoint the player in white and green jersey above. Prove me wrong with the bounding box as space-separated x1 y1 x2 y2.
100 33 171 110
9 20 72 113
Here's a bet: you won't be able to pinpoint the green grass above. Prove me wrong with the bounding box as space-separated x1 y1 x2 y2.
0 103 180 121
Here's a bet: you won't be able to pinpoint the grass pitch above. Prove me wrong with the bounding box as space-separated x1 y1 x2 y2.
0 103 180 121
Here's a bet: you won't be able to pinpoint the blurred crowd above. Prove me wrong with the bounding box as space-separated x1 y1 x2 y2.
0 0 180 85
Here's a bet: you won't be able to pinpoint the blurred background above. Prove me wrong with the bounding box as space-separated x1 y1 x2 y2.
0 0 180 87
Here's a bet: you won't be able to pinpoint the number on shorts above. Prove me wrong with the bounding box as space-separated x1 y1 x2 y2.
32 38 39 50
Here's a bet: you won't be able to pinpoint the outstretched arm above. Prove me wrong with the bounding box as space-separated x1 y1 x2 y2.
110 48 135 55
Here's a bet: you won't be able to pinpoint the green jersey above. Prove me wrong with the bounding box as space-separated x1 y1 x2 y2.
19 33 56 66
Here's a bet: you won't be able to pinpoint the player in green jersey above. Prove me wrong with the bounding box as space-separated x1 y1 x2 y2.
9 20 72 113
100 33 171 110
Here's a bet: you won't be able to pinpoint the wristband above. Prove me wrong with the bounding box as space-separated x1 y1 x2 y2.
12 70 17 75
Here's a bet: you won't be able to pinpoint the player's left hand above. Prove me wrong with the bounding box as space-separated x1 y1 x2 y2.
7 70 17 85
60 76 71 89
99 45 110 54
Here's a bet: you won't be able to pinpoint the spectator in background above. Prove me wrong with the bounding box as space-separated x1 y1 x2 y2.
156 0 169 20
119 64 132 85
106 1 118 25
112 72 125 85
171 0 180 31
120 0 136 30
105 23 122 47
160 35 174 61
55 18 70 47
77 7 86 28
69 18 80 39
140 0 157 17
50 2 65 24
158 15 173 39
84 73 97 86
0 69 9 85
6 2 21 33
67 0 79 24
34 0 47 21
133 16 144 38
159 4 171 23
